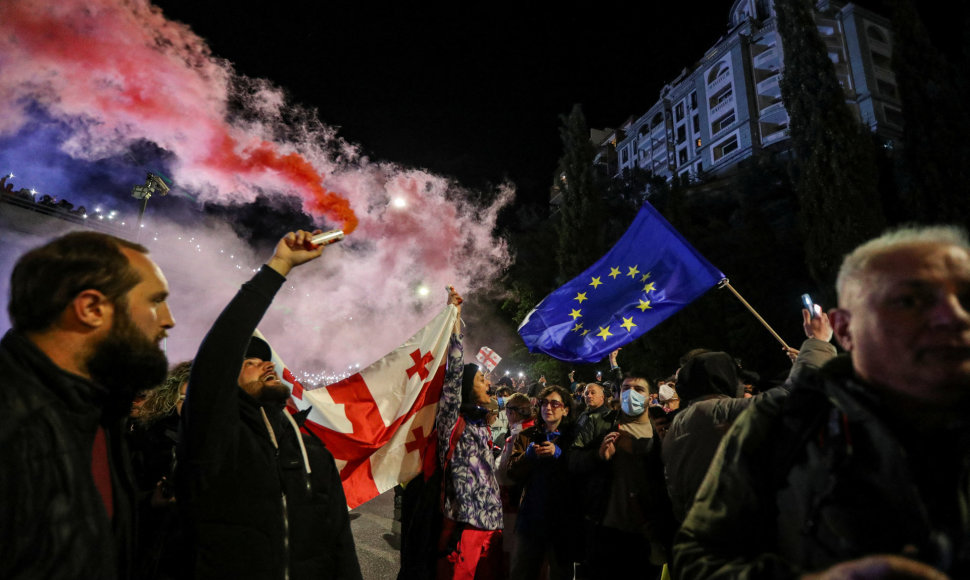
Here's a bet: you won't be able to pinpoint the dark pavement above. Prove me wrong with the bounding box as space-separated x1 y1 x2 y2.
349 488 401 580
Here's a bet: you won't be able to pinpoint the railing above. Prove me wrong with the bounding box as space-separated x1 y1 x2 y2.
0 193 129 235
707 70 732 94
709 95 736 119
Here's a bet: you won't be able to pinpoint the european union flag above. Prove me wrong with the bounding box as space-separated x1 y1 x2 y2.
518 201 724 363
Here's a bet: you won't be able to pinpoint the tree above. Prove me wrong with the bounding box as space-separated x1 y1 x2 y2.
775 0 886 297
888 0 970 226
554 104 608 283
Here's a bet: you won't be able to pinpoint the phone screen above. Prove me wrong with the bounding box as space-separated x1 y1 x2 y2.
801 293 817 318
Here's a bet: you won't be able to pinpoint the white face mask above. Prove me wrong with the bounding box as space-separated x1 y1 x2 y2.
621 388 647 417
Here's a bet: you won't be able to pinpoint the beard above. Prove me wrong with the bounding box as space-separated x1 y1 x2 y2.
87 305 169 419
242 379 291 405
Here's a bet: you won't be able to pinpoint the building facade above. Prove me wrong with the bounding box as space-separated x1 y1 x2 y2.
585 0 901 194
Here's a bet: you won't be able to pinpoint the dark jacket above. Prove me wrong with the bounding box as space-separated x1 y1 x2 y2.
576 402 611 434
0 329 136 579
177 266 361 580
664 340 835 523
673 355 970 579
569 406 676 554
507 420 578 537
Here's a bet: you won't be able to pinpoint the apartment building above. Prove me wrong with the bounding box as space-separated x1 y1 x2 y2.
589 0 901 189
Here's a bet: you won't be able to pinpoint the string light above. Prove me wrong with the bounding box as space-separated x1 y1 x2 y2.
3 170 368 388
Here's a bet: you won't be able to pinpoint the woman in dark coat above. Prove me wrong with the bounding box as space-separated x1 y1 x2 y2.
507 384 578 580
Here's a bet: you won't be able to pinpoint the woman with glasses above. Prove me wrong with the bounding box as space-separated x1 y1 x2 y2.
506 385 578 580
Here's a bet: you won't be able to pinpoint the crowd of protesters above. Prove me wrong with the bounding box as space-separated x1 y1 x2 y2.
2 223 970 580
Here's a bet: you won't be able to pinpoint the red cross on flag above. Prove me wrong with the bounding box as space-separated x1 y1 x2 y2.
475 345 502 372
255 304 459 509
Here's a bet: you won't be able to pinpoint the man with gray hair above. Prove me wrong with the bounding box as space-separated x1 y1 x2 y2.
673 225 970 580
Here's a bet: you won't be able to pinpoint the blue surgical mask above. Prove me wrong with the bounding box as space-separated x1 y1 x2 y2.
621 389 646 417
497 396 507 409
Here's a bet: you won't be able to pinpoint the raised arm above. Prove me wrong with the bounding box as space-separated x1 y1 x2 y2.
786 307 837 386
436 286 464 466
180 230 325 476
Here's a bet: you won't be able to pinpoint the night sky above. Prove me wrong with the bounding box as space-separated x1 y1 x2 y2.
149 1 738 208
0 0 961 371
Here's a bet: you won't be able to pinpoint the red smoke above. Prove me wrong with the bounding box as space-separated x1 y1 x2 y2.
0 0 514 373
0 0 358 231
207 131 358 232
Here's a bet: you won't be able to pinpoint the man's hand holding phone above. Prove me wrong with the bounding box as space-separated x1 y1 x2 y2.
800 293 833 342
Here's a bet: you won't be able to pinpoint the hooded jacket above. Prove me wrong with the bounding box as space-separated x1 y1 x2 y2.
662 352 748 522
177 266 361 580
664 340 836 523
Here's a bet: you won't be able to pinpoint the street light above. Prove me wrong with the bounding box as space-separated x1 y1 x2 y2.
131 172 171 231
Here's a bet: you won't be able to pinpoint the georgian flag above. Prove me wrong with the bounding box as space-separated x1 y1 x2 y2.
256 304 459 508
475 346 502 372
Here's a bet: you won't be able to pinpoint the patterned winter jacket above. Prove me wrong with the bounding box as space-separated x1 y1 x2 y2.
436 332 503 530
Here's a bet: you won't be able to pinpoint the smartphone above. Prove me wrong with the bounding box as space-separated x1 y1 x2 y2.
801 293 817 318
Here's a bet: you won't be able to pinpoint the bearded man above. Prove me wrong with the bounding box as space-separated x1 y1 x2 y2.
177 230 361 580
0 231 176 579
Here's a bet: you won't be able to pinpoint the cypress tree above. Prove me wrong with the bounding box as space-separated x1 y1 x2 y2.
775 0 886 294
554 104 607 283
888 0 970 226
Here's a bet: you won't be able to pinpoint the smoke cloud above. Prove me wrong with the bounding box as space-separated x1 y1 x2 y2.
0 0 514 376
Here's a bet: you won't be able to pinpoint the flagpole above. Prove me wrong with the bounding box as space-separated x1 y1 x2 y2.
718 279 791 351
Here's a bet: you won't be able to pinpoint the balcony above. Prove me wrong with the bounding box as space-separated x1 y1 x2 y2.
709 94 736 120
759 108 789 145
757 92 783 112
756 73 780 95
753 46 779 68
707 69 732 94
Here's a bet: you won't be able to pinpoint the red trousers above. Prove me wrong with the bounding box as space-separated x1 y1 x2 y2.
437 518 503 580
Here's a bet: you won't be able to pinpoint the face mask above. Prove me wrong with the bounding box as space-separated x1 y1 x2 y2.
497 396 507 409
621 389 647 417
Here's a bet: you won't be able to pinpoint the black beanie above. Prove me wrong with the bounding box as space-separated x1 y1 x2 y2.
461 363 480 402
244 336 272 362
677 351 742 403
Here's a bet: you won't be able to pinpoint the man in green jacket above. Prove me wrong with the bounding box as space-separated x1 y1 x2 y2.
674 226 970 580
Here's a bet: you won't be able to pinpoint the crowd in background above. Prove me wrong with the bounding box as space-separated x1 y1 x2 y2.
3 225 970 580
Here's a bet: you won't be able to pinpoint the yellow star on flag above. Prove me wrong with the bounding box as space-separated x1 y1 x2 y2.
608 267 621 279
627 265 640 278
641 272 651 282
574 292 588 304
596 326 613 340
581 329 590 336
620 317 637 332
589 276 603 289
569 309 582 320
637 299 652 311
643 282 656 293
572 322 583 332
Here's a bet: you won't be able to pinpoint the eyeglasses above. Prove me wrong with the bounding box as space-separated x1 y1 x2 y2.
540 400 564 409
